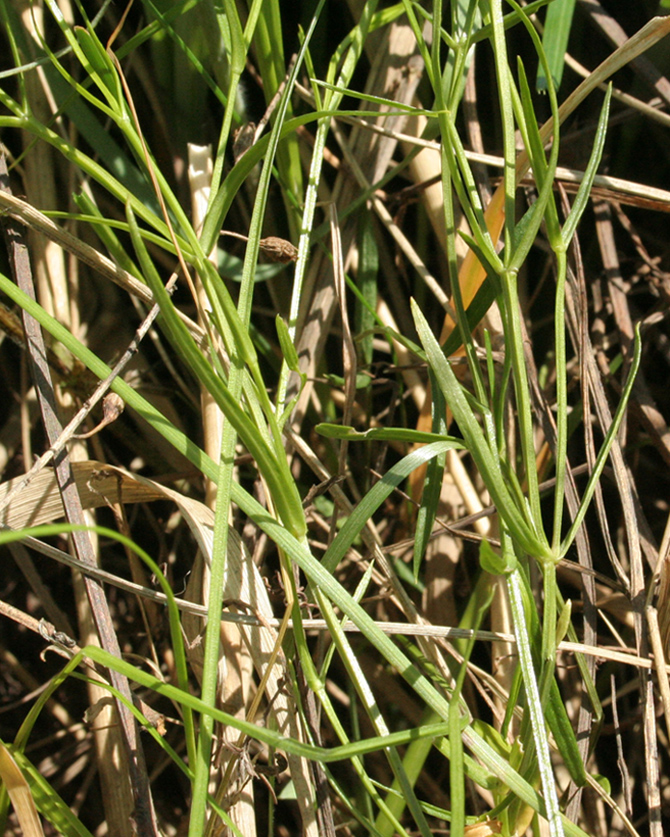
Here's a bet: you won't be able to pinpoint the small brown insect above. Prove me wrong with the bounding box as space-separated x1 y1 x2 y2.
220 230 298 264
258 236 298 264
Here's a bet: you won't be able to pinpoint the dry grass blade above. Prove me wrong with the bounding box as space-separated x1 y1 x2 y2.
0 189 207 348
3 2 670 833
1 152 158 836
291 20 426 427
0 458 317 834
0 742 44 837
342 115 670 210
579 0 670 107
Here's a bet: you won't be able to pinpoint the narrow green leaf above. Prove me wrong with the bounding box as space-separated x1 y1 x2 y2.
479 538 517 576
321 441 457 574
124 205 306 537
412 300 547 559
556 599 572 645
506 565 565 837
544 678 588 786
440 270 499 357
537 0 577 91
413 373 447 580
505 3 562 271
315 423 464 446
275 314 301 373
250 0 303 208
218 0 246 76
413 450 445 581
3 742 94 837
560 322 642 558
511 57 562 257
311 79 431 114
74 25 122 106
562 85 612 245
355 209 378 369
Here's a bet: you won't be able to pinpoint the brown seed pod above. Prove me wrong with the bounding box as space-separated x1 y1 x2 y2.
258 236 299 264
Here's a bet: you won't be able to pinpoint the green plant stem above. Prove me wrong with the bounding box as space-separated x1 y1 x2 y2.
499 268 546 543
0 213 597 837
314 595 433 837
188 453 237 837
560 324 642 558
551 247 568 554
489 0 547 542
206 0 246 203
540 561 559 703
275 0 378 417
506 558 565 837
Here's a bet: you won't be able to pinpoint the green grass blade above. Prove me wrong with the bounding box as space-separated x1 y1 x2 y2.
316 423 463 446
355 208 378 370
250 0 303 213
560 323 642 558
2 742 94 837
412 300 547 559
506 561 565 837
320 440 457 574
562 84 613 245
413 374 447 579
125 207 305 536
537 0 577 91
509 56 561 267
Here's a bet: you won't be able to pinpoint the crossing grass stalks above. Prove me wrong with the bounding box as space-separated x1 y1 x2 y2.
1 1 670 835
